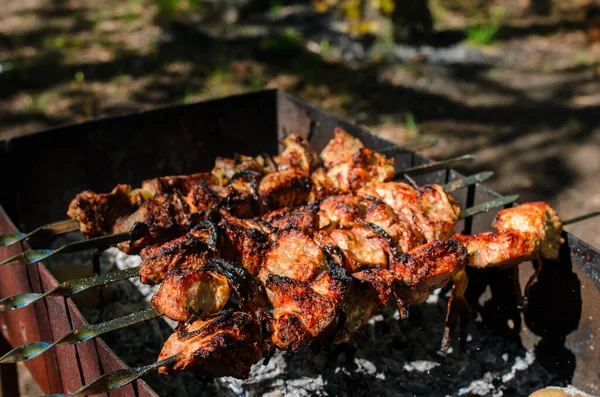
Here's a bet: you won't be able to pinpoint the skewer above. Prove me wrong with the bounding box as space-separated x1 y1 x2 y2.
0 267 139 311
440 171 493 192
563 211 600 225
394 154 475 178
0 219 79 248
0 308 159 363
44 354 180 397
459 195 519 219
0 193 517 313
0 171 492 269
0 222 150 267
0 155 477 250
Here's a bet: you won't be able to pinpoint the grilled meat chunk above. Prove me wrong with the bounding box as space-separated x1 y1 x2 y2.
325 148 395 193
219 214 274 276
141 173 214 196
112 195 188 254
393 238 469 305
454 231 538 269
67 184 138 238
158 311 266 378
258 168 312 210
320 128 365 168
266 275 338 351
262 204 319 234
327 225 392 272
139 226 218 284
275 134 320 173
152 268 231 322
493 202 563 260
259 229 327 285
359 182 460 242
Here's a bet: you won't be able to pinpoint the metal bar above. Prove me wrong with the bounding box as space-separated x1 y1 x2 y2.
0 308 160 363
441 171 494 193
460 195 520 219
563 211 600 226
0 232 130 267
0 219 79 248
44 354 180 397
394 154 475 178
0 267 139 311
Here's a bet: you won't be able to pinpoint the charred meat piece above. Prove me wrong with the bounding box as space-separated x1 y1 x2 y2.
325 148 395 193
258 168 312 210
493 202 563 260
141 173 214 196
139 226 218 284
359 182 460 242
414 184 461 241
212 155 274 185
219 213 274 276
152 268 231 322
320 128 365 168
158 310 266 378
259 229 327 285
310 266 393 344
317 195 363 231
112 194 188 254
262 204 319 234
275 134 320 173
393 238 468 306
67 184 138 238
454 231 538 269
266 275 338 352
328 225 393 272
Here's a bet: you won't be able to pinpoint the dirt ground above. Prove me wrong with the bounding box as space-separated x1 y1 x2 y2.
1 0 599 394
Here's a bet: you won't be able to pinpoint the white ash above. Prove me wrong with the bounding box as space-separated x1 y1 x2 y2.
403 360 441 373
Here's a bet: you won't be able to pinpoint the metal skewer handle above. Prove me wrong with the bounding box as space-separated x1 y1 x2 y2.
460 195 519 219
44 354 180 397
394 154 475 178
0 231 131 267
0 219 79 248
0 266 139 311
0 308 159 363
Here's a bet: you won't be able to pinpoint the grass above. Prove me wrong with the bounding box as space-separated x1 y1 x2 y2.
464 6 506 46
404 112 422 139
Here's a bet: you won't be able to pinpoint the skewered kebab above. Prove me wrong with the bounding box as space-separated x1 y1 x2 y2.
62 130 474 255
0 137 481 268
0 174 503 313
5 200 595 371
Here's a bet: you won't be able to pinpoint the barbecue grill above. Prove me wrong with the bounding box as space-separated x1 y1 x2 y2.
0 89 597 396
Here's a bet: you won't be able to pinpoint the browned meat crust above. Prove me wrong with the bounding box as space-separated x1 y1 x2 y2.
158 310 266 378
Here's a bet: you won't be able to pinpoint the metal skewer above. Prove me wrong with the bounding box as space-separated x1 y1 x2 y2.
459 195 519 219
44 354 180 397
0 308 159 363
0 266 139 311
394 154 475 179
563 211 600 226
0 219 79 248
0 231 133 267
441 171 493 192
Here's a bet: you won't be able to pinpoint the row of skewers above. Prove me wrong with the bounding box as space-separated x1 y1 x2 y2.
0 129 592 396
